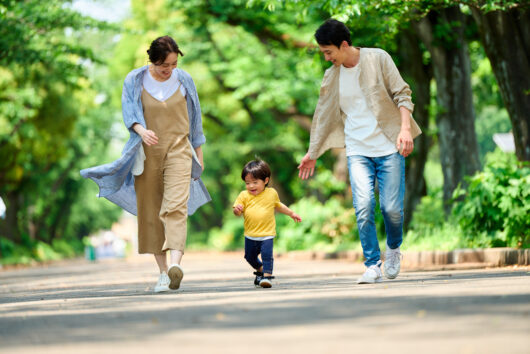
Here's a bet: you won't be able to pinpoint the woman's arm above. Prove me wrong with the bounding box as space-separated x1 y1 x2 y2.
132 123 158 146
194 146 204 171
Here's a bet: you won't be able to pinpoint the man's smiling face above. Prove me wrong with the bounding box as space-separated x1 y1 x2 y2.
319 41 348 66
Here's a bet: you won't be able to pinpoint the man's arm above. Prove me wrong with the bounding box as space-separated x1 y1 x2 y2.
396 107 414 157
298 153 316 180
380 50 415 157
381 51 414 113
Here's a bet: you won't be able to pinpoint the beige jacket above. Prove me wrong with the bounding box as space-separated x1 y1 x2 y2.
308 48 422 159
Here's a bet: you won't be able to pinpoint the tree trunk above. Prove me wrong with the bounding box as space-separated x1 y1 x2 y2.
399 28 433 230
471 6 530 161
0 191 21 242
415 7 481 210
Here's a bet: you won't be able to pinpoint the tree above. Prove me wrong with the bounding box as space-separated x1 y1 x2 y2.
470 3 530 161
414 6 481 208
0 0 120 245
399 28 433 229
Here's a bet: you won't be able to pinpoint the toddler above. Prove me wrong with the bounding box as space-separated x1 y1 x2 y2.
233 160 302 288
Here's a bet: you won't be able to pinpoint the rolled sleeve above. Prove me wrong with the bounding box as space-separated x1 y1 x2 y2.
122 74 143 131
184 73 206 148
382 51 414 114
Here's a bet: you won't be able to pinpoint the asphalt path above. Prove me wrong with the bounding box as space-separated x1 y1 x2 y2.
1 252 529 354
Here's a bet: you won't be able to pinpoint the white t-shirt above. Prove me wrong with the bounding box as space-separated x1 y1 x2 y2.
339 64 397 157
142 68 186 101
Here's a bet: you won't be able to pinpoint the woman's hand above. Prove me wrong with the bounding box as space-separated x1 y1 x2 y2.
133 124 158 146
140 129 159 146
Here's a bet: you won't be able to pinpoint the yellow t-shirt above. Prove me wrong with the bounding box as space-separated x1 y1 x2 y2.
233 188 282 237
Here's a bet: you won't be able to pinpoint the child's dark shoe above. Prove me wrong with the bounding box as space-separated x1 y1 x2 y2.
259 276 275 288
253 271 263 287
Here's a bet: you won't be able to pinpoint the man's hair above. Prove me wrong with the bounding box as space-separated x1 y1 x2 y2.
314 19 352 48
241 160 271 186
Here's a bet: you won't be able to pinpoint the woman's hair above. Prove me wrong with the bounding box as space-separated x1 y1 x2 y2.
241 160 271 186
147 35 184 65
314 19 352 48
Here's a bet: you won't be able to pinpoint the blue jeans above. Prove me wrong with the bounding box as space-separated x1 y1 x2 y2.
244 238 274 274
347 153 405 267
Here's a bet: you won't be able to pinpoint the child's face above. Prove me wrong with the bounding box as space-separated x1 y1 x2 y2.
244 174 269 196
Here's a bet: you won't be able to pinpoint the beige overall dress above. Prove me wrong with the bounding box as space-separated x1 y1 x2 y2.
135 85 192 254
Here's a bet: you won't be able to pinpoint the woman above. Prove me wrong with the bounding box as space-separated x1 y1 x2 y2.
81 36 210 293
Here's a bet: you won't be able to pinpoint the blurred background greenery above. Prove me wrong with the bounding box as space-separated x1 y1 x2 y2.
0 0 528 265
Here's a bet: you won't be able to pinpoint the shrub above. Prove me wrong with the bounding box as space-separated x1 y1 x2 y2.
452 150 530 248
275 197 360 252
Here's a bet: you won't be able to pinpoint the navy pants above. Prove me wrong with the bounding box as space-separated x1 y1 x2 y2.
244 238 274 274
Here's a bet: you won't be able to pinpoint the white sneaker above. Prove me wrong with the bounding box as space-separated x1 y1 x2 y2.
168 264 184 290
154 272 170 293
384 247 402 279
357 261 383 284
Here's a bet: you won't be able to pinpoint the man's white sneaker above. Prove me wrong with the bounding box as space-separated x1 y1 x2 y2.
384 247 402 279
357 261 383 284
154 272 170 293
168 264 184 290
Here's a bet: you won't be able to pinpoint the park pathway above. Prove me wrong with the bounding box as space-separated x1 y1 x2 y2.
0 252 529 353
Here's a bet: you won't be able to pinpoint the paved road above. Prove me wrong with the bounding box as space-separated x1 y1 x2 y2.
1 252 529 354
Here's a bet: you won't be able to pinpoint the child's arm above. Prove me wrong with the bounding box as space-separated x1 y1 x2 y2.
275 203 302 222
233 192 246 217
233 204 244 216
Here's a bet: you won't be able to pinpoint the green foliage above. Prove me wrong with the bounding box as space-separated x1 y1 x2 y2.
0 0 123 261
0 236 83 265
0 0 109 70
452 150 530 248
469 41 512 161
275 197 357 252
408 150 529 250
2 0 524 267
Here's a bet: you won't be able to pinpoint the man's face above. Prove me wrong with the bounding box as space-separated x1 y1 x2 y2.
319 41 348 66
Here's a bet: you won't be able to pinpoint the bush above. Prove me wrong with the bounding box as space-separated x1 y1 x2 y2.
275 197 361 252
452 150 530 248
0 236 84 265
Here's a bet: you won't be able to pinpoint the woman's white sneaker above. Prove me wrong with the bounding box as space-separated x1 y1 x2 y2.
154 272 170 293
357 261 383 284
168 264 184 290
384 247 402 279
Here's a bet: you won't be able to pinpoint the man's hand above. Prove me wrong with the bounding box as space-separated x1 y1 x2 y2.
396 128 414 157
297 153 316 180
233 204 244 216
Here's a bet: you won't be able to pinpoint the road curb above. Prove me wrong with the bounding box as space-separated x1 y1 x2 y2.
277 247 530 267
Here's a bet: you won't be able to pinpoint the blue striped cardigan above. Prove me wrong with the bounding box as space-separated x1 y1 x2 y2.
80 66 211 215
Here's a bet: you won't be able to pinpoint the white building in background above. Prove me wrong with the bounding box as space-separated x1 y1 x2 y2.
493 132 515 153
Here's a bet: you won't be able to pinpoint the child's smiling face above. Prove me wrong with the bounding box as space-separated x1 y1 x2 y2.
244 174 269 196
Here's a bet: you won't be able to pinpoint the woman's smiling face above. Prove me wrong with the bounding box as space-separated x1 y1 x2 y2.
152 52 178 80
244 174 269 196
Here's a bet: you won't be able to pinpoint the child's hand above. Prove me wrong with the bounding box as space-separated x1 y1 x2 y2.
233 204 244 216
290 212 302 222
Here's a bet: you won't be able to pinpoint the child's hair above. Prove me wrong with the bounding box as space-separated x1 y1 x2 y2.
241 160 271 186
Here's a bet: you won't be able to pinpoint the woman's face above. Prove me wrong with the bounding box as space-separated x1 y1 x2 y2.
152 52 178 80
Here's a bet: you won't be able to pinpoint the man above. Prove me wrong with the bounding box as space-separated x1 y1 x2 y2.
298 19 421 283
